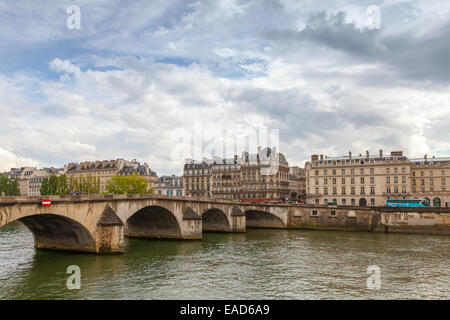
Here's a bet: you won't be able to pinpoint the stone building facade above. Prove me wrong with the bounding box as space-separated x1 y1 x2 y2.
183 160 213 198
4 167 63 196
305 150 411 206
289 166 306 201
65 159 157 194
305 150 450 207
183 147 290 201
410 156 450 208
155 175 184 196
211 156 241 200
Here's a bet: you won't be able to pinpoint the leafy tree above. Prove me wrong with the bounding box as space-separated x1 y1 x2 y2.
105 173 153 195
0 174 20 196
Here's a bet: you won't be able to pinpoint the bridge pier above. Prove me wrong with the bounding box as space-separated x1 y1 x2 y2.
230 206 246 232
96 206 124 254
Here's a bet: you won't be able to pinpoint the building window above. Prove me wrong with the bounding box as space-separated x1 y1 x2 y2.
330 210 336 216
370 177 374 184
370 187 375 195
360 177 365 184
311 210 318 216
371 199 375 206
342 199 346 205
360 187 365 195
370 168 374 174
351 199 356 206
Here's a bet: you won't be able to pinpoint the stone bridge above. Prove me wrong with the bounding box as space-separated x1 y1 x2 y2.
1 195 449 254
0 195 291 254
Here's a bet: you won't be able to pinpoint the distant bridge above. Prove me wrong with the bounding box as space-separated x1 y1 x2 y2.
1 195 449 254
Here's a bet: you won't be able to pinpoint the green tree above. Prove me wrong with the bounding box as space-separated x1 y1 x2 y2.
0 174 20 196
40 175 59 195
105 173 153 195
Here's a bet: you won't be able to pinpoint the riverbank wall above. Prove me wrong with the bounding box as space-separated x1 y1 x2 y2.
288 205 450 235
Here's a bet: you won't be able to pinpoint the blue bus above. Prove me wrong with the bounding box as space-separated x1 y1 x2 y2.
385 199 430 208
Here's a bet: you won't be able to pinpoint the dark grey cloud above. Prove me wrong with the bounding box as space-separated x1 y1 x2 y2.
264 10 450 83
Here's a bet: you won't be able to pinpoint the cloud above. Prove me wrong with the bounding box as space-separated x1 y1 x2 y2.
1 0 450 175
0 148 38 172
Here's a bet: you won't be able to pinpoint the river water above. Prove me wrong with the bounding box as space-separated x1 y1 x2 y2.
0 221 448 300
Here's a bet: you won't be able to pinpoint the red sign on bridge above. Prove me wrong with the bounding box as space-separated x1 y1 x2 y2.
42 200 51 207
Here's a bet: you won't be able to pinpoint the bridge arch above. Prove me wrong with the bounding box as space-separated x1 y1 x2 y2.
245 210 284 228
126 205 182 239
202 208 231 232
2 213 97 253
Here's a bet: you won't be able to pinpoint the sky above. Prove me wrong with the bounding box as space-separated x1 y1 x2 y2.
1 0 450 176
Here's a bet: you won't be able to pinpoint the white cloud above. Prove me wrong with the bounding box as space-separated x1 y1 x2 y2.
0 148 38 172
1 0 450 175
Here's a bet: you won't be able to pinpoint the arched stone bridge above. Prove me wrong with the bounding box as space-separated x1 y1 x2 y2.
0 195 291 254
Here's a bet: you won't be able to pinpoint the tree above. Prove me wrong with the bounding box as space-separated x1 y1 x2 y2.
105 173 153 195
40 175 59 195
0 174 20 196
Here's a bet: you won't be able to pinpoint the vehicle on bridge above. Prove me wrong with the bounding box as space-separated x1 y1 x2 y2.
385 199 430 208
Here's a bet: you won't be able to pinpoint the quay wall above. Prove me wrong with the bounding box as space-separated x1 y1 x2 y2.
287 205 450 235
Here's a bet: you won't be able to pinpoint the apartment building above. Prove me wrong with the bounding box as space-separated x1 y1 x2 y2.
183 160 213 198
4 167 63 196
410 155 450 208
211 156 241 200
66 159 157 193
289 166 306 201
155 175 184 196
183 147 290 200
305 150 411 206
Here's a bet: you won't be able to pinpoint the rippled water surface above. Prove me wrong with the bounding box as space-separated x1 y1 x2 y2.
0 221 449 299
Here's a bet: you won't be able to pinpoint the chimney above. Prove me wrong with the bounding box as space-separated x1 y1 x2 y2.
320 155 324 160
379 149 383 158
348 151 352 159
424 154 428 162
366 150 369 158
311 155 319 161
